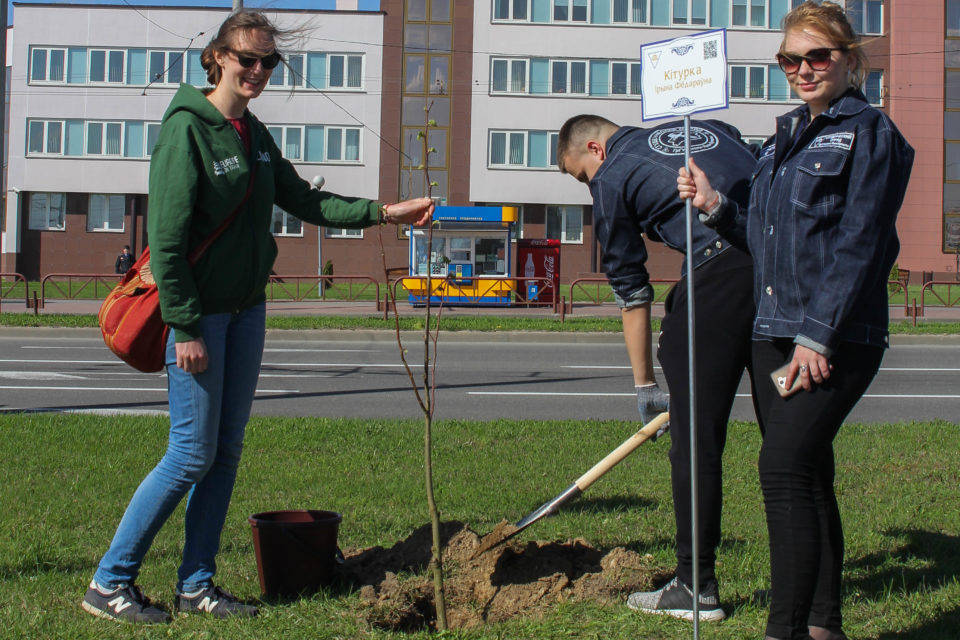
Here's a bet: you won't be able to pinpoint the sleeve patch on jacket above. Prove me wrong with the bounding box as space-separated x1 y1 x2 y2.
808 132 855 151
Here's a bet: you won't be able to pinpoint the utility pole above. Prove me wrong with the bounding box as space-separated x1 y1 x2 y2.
233 0 242 13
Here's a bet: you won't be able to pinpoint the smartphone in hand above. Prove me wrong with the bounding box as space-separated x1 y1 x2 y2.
770 362 802 398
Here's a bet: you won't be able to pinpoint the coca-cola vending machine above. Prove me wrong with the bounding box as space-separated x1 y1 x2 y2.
516 239 560 305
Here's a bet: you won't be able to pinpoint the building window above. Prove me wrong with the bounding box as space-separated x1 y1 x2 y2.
268 125 360 163
489 130 558 169
673 0 707 25
89 49 125 83
493 0 528 20
148 50 184 84
270 206 303 237
546 205 583 243
864 70 882 105
86 122 123 156
732 0 767 27
491 59 528 93
26 120 64 155
30 47 66 82
846 0 882 35
613 0 649 23
87 194 125 232
949 0 960 37
325 227 363 238
551 60 587 94
553 0 589 22
270 53 305 87
611 62 643 95
328 54 363 88
28 193 66 231
730 65 772 99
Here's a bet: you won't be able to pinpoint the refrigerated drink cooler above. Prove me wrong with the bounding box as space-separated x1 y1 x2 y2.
515 238 561 306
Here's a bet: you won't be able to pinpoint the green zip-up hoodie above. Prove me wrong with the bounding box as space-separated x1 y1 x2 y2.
147 84 381 341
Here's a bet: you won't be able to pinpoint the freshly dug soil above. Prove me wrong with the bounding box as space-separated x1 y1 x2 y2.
340 521 658 631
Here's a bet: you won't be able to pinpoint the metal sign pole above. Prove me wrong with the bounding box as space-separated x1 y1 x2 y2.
683 115 701 639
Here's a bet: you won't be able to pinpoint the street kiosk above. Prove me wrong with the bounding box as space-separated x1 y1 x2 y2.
402 205 518 305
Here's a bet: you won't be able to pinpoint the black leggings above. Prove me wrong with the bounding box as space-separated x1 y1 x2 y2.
657 246 756 590
752 339 883 640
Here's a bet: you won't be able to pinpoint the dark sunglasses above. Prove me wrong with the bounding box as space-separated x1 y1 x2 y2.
776 47 844 74
230 49 282 70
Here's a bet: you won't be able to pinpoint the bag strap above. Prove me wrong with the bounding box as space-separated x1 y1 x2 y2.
186 154 258 266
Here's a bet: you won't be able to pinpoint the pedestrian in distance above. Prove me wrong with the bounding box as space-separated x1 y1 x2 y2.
115 245 135 275
677 3 914 638
557 114 759 622
82 10 433 625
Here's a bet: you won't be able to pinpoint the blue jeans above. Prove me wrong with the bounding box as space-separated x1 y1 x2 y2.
94 303 265 593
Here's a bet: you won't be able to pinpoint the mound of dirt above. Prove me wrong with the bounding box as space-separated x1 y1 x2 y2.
340 521 658 631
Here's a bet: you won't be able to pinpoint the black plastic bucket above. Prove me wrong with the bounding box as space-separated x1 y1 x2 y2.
248 510 343 596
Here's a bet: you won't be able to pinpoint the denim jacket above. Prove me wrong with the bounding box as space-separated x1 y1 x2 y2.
589 120 756 305
746 90 914 355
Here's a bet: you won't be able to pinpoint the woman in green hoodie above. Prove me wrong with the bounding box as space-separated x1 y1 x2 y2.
83 11 433 624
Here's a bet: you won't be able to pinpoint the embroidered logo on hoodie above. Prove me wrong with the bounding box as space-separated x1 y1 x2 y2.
212 156 241 176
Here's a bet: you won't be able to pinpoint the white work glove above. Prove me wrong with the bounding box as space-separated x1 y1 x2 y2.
636 382 670 441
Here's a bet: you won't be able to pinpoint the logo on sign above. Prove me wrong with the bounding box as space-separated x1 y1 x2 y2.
648 126 719 156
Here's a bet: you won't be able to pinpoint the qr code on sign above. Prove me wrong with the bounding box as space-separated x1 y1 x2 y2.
703 40 718 59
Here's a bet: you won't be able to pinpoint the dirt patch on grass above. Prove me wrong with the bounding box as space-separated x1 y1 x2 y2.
341 521 657 631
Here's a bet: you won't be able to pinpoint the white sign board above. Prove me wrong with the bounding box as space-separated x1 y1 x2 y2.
641 29 728 120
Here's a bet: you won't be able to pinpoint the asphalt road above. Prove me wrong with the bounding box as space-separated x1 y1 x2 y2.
1 329 959 424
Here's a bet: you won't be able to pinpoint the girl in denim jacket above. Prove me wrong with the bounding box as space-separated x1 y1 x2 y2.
678 3 913 639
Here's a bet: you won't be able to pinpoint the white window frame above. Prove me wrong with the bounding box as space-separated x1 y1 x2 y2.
493 0 529 21
88 49 126 83
26 119 65 156
323 127 363 163
490 58 529 94
325 227 364 238
864 70 883 106
29 47 67 83
612 0 650 23
87 194 125 232
551 59 588 94
553 0 590 22
489 130 527 167
86 121 124 156
148 50 185 85
672 0 709 25
546 205 584 244
269 53 306 88
270 205 304 237
729 64 768 100
327 54 364 89
28 192 67 231
731 0 767 28
146 123 162 157
268 126 306 161
610 61 643 96
846 0 882 35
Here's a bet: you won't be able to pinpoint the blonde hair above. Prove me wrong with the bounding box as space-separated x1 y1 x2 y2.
780 1 869 90
201 11 292 86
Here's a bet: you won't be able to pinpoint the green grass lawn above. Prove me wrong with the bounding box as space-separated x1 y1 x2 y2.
2 414 958 639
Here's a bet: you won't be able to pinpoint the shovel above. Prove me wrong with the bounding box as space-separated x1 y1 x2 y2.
473 412 670 557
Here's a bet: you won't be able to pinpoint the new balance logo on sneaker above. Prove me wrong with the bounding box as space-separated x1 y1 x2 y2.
627 575 727 622
174 585 258 618
81 580 172 624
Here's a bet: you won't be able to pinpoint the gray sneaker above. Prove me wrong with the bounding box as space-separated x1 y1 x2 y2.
81 580 172 624
174 585 258 618
627 575 726 621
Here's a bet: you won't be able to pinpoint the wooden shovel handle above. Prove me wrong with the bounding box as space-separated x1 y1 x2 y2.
574 412 670 491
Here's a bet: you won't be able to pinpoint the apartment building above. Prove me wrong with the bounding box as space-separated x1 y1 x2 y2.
3 3 391 279
2 1 952 284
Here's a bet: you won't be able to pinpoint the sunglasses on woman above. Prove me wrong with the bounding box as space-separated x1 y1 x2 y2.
230 49 283 70
776 47 844 74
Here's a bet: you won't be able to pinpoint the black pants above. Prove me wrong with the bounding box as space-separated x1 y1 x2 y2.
657 246 756 591
752 339 883 640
